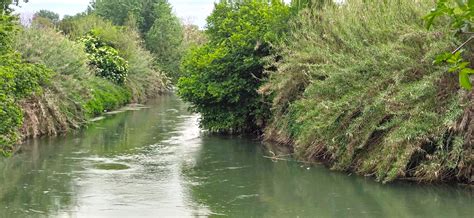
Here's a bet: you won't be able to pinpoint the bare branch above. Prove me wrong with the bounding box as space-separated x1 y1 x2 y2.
452 36 474 54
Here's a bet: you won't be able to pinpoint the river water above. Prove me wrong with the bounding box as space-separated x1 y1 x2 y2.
0 95 472 217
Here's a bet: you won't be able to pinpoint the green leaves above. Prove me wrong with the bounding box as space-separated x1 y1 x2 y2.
459 68 474 89
426 0 474 90
425 0 474 30
94 0 184 79
433 51 474 90
0 52 53 156
80 32 129 84
178 1 291 133
144 0 183 80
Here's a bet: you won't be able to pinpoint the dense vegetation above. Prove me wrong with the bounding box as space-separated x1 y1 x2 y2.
0 0 173 156
178 0 290 133
425 0 474 90
262 0 472 183
177 0 472 183
92 0 184 80
1 0 472 183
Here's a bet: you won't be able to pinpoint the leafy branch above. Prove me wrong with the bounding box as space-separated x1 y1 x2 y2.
425 0 474 90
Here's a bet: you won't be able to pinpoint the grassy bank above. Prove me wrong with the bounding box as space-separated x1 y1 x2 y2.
0 14 169 155
175 0 472 184
262 0 472 183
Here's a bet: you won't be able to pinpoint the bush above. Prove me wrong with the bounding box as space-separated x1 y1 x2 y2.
0 52 53 155
177 0 290 133
144 0 183 80
1 12 53 155
59 14 169 100
80 32 129 84
0 14 16 52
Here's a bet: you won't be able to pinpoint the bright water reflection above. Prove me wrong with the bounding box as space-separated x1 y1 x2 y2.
0 95 472 217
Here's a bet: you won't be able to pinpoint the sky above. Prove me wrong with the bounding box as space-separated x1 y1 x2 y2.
12 0 218 28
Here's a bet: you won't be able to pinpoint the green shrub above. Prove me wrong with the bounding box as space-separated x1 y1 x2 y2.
80 32 129 84
177 0 290 133
0 14 16 53
0 52 53 155
425 0 474 90
60 14 169 100
0 12 49 155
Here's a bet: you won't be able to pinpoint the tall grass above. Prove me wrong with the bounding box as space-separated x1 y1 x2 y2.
14 25 134 138
264 0 470 183
59 15 170 101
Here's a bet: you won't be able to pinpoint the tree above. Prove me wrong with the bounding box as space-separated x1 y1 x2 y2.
93 0 184 78
33 9 60 24
145 0 183 80
1 0 27 12
177 0 290 133
93 0 142 29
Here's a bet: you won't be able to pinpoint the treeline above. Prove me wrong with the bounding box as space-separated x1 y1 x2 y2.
0 0 201 156
177 0 472 184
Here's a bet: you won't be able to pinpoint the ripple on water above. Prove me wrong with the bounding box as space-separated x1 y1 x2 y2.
94 163 131 170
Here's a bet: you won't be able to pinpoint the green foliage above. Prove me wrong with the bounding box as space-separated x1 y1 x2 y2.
289 0 327 13
83 79 131 116
178 0 291 133
1 2 169 156
93 0 143 30
0 14 16 52
1 0 26 12
0 10 55 155
0 53 53 155
80 32 129 84
425 0 474 90
144 0 183 80
92 0 184 78
33 9 59 24
59 14 169 99
264 0 467 182
434 51 474 89
15 27 90 76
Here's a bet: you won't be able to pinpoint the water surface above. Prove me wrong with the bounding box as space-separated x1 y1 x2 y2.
0 95 472 217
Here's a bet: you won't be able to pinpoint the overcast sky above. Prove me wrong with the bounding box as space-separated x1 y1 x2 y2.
12 0 218 28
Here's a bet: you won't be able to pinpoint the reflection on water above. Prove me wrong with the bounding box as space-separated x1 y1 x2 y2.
0 95 472 217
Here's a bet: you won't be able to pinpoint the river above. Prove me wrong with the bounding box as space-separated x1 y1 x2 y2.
0 95 472 217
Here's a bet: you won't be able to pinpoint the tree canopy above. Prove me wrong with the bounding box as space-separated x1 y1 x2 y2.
92 0 184 79
33 10 60 24
177 0 291 133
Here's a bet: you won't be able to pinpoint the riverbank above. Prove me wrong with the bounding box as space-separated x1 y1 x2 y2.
175 0 472 185
1 13 170 155
262 0 473 184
